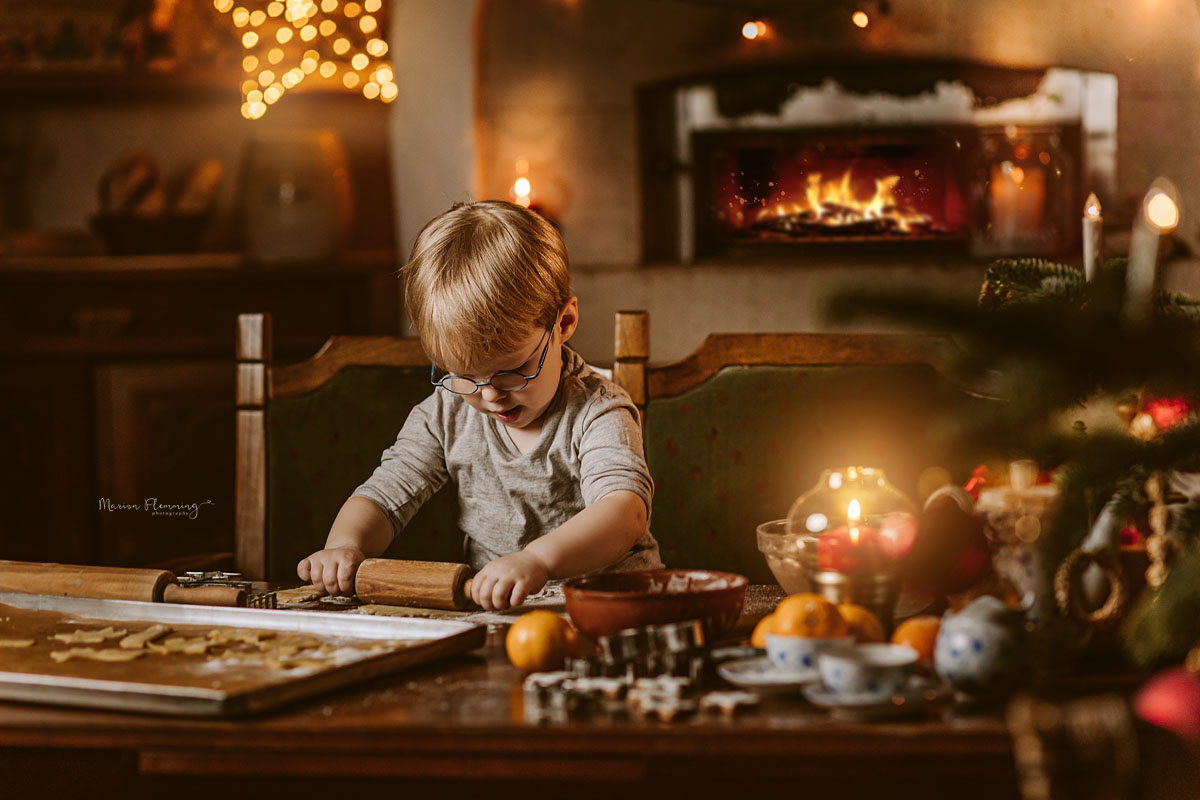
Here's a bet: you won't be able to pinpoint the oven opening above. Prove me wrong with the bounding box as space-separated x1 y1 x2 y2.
694 128 972 256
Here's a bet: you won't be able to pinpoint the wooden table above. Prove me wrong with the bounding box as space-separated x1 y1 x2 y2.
0 614 1022 800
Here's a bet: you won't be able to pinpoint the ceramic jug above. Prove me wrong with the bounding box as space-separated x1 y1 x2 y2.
239 129 353 265
934 595 1029 699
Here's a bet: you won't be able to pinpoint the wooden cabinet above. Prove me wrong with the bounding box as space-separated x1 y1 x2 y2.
0 252 399 567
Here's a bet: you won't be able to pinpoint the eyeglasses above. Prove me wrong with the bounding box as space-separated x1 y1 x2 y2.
431 327 554 395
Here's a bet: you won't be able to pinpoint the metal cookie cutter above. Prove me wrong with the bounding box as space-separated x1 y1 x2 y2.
178 571 278 609
593 619 708 682
650 620 707 681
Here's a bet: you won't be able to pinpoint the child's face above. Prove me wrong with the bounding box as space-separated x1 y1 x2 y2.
448 316 568 432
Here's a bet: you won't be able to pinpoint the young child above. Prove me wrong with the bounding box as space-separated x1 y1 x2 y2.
297 200 662 610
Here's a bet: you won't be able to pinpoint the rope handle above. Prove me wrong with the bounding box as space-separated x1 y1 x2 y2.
1054 547 1128 628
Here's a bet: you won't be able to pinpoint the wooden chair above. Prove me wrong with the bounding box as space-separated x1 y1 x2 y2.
613 309 987 582
235 313 462 581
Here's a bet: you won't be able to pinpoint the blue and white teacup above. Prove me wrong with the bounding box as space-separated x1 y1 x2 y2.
817 642 918 701
766 633 853 675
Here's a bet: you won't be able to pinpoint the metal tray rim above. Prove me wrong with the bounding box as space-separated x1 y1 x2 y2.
0 591 480 639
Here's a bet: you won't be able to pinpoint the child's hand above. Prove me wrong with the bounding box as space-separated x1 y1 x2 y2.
471 551 550 611
297 546 366 597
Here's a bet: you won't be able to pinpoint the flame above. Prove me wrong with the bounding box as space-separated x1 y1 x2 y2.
1146 191 1179 231
752 168 930 231
847 498 863 544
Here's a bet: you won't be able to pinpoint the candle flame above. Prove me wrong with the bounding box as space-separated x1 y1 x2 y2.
1085 192 1102 219
742 20 767 39
847 498 861 523
1146 191 1179 232
512 175 533 208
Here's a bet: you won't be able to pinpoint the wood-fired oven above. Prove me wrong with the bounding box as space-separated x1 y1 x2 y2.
638 61 1116 264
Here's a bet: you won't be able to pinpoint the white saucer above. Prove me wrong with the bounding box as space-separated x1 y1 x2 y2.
716 655 819 692
802 679 949 720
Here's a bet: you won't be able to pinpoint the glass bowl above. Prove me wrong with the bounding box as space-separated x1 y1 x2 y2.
756 519 811 594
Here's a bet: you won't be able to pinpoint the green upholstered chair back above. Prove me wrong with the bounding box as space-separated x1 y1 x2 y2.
612 311 988 584
236 314 462 582
265 365 463 581
643 363 983 582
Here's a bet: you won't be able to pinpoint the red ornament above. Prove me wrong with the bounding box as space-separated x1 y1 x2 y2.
963 464 989 500
1144 396 1193 432
1119 522 1142 547
1134 666 1200 746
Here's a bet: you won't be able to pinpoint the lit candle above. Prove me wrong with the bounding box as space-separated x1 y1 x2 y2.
816 498 879 572
511 157 533 208
1124 178 1180 329
989 161 1045 246
1082 192 1102 282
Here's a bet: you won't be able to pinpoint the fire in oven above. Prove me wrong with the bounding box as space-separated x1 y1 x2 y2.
693 127 972 256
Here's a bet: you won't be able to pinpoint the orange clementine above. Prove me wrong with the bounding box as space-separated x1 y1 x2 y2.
837 603 885 643
891 614 942 663
750 613 776 648
505 610 573 672
772 593 847 638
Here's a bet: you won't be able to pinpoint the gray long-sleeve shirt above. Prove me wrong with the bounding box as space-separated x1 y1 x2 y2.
353 346 662 573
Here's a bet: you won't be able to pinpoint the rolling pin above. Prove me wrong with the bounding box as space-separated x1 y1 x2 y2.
0 560 245 607
355 558 477 611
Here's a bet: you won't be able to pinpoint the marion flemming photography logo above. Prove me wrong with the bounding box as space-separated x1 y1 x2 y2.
98 498 215 520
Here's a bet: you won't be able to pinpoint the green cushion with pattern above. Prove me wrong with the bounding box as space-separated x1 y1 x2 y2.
266 365 462 581
644 364 986 582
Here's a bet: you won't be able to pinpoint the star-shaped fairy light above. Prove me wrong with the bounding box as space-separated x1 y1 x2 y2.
214 0 397 119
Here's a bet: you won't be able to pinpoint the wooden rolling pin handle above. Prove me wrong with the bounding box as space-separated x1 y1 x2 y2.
0 560 172 602
161 583 246 607
355 559 478 611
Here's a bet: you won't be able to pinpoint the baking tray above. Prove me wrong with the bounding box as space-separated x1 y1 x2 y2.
0 591 486 717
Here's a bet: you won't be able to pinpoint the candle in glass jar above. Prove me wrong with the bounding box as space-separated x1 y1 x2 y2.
1082 193 1102 282
816 498 880 572
818 525 880 572
989 161 1045 245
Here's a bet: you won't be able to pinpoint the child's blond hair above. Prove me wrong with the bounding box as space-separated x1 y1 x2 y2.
403 200 570 373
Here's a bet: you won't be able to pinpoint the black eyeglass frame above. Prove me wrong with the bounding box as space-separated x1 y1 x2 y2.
430 327 554 396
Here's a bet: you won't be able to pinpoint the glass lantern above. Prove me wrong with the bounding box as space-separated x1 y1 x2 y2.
760 466 916 630
967 125 1076 258
786 466 915 538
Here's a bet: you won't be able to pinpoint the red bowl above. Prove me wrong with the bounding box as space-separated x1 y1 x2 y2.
563 569 748 640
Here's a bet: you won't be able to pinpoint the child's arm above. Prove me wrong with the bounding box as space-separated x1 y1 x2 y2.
297 497 394 596
469 489 647 611
300 394 449 596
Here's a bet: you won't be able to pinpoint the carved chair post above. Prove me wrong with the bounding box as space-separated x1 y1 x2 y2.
614 310 649 421
235 312 272 581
